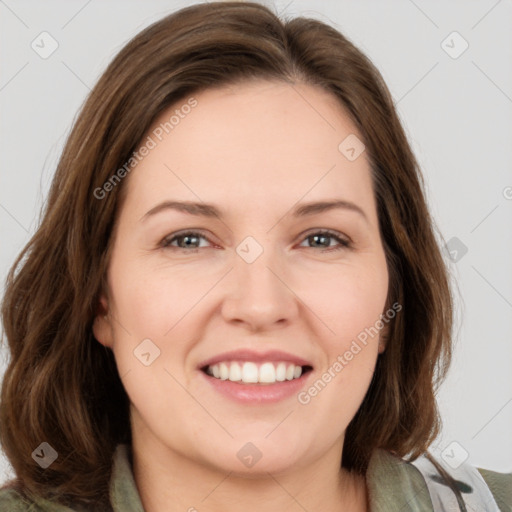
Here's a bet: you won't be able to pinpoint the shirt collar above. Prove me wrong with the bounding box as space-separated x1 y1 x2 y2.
365 448 433 511
109 444 145 512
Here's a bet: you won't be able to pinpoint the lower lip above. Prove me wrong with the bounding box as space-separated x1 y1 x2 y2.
200 370 312 404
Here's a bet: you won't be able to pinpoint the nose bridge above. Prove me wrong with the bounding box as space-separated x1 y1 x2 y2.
222 234 298 328
235 235 284 300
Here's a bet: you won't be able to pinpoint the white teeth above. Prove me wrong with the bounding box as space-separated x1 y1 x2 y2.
259 362 275 383
219 362 229 380
242 362 259 383
275 362 286 381
229 362 242 381
206 361 306 384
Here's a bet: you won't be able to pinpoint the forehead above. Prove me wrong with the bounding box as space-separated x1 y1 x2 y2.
123 79 374 216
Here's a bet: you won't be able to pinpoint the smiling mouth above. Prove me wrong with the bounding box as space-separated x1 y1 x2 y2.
201 361 313 385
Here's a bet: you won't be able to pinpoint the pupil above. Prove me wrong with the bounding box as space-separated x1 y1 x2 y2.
182 235 197 247
312 234 328 247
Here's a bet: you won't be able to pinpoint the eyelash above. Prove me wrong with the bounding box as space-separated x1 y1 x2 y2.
160 229 352 253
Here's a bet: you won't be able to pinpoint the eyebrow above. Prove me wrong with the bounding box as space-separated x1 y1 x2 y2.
140 199 368 223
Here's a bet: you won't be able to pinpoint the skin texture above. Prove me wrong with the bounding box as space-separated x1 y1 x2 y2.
93 80 389 512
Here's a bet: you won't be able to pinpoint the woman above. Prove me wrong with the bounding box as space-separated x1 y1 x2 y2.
0 2 509 511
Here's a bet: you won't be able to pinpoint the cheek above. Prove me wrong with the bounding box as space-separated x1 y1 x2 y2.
108 255 205 339
105 258 198 413
298 266 385 430
296 258 389 345
316 260 388 410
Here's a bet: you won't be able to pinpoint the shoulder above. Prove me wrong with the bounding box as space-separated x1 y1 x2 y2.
0 486 34 511
410 451 511 512
477 467 512 512
0 485 77 511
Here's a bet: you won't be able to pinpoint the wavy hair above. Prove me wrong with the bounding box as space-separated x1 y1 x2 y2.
0 1 453 509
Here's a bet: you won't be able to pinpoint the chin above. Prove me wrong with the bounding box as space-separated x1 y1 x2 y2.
197 437 306 476
216 453 301 477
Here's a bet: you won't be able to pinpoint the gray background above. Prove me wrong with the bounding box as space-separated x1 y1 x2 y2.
1 0 511 483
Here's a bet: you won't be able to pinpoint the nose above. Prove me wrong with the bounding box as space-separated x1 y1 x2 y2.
221 247 300 332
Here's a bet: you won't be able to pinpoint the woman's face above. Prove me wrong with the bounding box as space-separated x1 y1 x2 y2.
94 80 390 474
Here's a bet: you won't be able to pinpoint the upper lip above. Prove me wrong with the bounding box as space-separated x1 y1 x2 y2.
197 349 313 370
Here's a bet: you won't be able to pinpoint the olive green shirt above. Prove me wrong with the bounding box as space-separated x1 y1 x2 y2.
0 444 510 511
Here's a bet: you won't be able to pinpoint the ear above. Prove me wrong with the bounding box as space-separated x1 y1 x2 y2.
92 292 114 349
378 321 390 354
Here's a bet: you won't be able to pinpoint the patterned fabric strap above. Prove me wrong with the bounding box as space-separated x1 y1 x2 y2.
411 450 500 512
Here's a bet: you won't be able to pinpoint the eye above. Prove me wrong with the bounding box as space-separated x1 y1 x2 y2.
298 229 351 252
160 229 351 252
161 231 212 251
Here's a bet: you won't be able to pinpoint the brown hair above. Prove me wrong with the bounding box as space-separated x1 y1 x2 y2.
0 1 453 508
